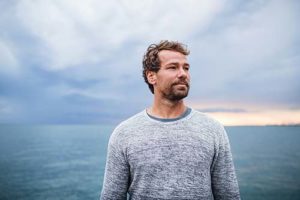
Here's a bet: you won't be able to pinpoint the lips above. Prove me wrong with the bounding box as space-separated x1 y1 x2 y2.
173 81 189 87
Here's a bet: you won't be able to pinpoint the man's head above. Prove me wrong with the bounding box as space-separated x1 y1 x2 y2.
142 40 190 100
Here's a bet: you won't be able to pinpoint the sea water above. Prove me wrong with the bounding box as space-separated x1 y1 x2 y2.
0 125 299 200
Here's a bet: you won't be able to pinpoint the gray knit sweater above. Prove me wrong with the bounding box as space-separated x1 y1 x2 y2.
101 108 240 200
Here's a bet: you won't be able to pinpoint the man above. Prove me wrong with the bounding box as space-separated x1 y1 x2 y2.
101 40 240 199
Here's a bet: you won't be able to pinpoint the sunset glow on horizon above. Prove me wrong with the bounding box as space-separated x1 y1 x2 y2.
189 101 300 126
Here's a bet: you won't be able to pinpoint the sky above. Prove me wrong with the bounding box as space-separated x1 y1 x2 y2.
0 0 299 126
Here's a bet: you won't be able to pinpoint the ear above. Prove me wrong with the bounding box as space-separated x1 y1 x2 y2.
146 71 157 85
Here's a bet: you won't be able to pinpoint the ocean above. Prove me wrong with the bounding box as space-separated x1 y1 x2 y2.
0 125 299 200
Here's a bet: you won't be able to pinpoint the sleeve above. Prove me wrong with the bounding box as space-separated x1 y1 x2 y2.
100 129 130 200
210 125 241 200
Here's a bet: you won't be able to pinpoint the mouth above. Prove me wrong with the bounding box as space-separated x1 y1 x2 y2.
173 81 189 87
172 83 189 91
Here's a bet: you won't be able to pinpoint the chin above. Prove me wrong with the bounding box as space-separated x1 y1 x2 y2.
169 92 189 101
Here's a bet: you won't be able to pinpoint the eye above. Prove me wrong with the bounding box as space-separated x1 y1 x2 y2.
167 65 176 70
184 66 190 71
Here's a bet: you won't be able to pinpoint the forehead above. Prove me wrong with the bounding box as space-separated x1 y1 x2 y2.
158 50 188 64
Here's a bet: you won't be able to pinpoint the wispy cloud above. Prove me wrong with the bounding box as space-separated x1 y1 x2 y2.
189 0 300 106
0 40 19 75
191 101 300 126
0 0 299 125
197 108 247 113
12 0 223 70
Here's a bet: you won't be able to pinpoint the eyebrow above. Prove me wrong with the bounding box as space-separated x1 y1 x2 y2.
165 62 190 66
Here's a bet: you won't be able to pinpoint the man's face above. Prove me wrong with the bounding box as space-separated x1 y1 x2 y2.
151 50 190 101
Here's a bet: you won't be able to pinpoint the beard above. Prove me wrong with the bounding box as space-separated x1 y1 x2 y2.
162 80 190 101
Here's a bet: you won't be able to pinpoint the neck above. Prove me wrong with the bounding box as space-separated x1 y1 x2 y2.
148 95 187 119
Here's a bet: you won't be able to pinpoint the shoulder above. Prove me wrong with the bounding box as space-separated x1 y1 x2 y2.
190 109 230 147
115 110 147 132
191 109 224 127
190 109 226 135
109 110 147 142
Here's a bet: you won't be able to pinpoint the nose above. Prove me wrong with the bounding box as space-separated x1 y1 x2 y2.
177 67 188 78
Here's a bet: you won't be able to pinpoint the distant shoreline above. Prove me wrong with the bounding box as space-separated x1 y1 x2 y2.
0 123 300 127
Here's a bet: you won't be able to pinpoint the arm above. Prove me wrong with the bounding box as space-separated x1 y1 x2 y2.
211 126 240 200
100 130 130 200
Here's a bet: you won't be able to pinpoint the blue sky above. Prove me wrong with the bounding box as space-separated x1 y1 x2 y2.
0 0 299 125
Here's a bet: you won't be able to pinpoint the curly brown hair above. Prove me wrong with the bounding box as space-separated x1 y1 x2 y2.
142 40 190 94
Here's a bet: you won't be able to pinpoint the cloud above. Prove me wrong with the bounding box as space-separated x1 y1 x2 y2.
0 40 19 75
197 108 247 113
0 98 13 115
188 0 300 107
191 101 300 126
206 109 300 126
0 96 23 123
0 0 299 124
0 2 20 76
14 0 224 70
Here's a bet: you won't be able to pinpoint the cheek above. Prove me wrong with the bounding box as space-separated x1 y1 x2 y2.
156 73 177 87
157 79 171 90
